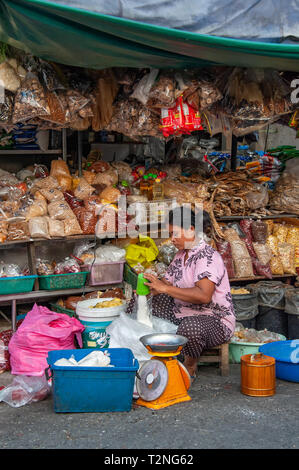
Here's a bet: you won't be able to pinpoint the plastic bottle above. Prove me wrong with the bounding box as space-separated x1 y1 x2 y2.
146 175 154 201
153 178 164 200
139 175 149 198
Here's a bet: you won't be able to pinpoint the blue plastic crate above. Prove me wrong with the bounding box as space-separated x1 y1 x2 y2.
46 348 139 413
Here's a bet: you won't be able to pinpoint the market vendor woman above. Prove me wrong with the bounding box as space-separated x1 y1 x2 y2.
143 206 235 381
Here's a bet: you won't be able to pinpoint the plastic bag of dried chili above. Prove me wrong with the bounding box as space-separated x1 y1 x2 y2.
0 320 23 373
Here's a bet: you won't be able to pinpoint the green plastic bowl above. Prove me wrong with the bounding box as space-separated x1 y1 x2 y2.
229 335 286 364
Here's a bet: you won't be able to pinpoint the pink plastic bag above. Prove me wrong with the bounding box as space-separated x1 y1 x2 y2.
8 304 85 376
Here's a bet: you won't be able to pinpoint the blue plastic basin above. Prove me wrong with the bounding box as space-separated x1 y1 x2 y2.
259 340 299 383
47 348 139 413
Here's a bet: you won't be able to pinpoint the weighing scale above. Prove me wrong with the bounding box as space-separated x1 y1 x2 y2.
136 333 192 410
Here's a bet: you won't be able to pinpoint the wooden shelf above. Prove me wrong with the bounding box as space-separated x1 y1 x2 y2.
0 284 123 304
0 149 62 155
229 274 296 283
217 214 298 221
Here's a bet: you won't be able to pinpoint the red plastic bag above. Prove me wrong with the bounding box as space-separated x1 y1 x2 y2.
216 241 236 278
8 304 84 376
182 101 203 133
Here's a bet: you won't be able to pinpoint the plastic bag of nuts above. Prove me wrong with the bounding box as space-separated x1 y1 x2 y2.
12 73 50 124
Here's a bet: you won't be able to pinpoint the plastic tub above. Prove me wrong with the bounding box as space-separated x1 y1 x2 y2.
81 261 125 286
229 335 286 364
76 298 126 349
38 272 89 290
46 348 139 413
259 340 299 383
0 275 37 295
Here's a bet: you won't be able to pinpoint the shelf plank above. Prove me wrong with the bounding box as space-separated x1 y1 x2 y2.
0 284 123 303
229 274 296 283
0 149 62 155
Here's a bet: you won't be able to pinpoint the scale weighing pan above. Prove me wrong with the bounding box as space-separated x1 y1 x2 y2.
140 333 188 353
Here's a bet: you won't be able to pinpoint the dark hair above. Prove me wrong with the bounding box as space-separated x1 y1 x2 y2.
168 206 211 234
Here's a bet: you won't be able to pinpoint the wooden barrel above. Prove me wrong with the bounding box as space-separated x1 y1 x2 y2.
241 353 276 397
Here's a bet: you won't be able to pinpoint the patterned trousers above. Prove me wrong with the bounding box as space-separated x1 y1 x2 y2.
127 294 233 359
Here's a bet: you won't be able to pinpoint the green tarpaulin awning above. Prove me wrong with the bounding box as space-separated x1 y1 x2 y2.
1 0 299 71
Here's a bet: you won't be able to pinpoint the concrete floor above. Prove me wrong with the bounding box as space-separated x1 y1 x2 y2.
0 363 298 450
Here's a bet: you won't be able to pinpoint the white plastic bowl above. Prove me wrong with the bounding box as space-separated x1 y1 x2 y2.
76 297 126 323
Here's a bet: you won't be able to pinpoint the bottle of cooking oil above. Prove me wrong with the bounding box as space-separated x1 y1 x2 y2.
153 178 164 200
139 175 149 198
146 174 154 201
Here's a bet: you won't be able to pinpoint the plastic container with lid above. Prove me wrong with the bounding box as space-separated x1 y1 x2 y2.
241 352 276 396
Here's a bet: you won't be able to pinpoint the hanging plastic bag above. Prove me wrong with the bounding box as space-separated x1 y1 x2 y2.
8 303 85 376
12 72 50 124
130 68 159 105
0 375 51 408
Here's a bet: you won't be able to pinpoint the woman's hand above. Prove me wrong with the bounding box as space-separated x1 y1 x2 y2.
143 273 168 295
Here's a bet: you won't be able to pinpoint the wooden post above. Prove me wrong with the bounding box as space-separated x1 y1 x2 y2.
220 343 230 377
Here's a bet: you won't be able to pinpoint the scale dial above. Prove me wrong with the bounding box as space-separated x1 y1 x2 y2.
136 360 168 401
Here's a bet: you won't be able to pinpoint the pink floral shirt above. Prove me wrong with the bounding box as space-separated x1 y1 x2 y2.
164 240 236 333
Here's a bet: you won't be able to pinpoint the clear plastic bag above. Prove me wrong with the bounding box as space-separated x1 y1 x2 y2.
7 220 30 241
251 220 268 244
277 242 296 275
230 240 254 278
48 200 74 220
93 170 118 188
54 257 81 274
130 68 159 105
63 217 83 236
106 310 177 362
50 159 72 192
25 199 48 220
73 207 97 235
252 243 272 265
245 184 269 210
286 226 299 246
73 240 96 260
270 255 284 275
0 262 22 277
0 375 51 408
36 258 54 276
147 71 176 108
157 240 178 266
33 175 58 191
28 216 50 239
0 60 21 92
47 218 65 238
110 161 133 182
74 177 95 199
12 72 50 124
39 188 64 202
273 223 289 244
95 245 126 262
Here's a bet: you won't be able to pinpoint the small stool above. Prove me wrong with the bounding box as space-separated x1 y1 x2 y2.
198 343 229 376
